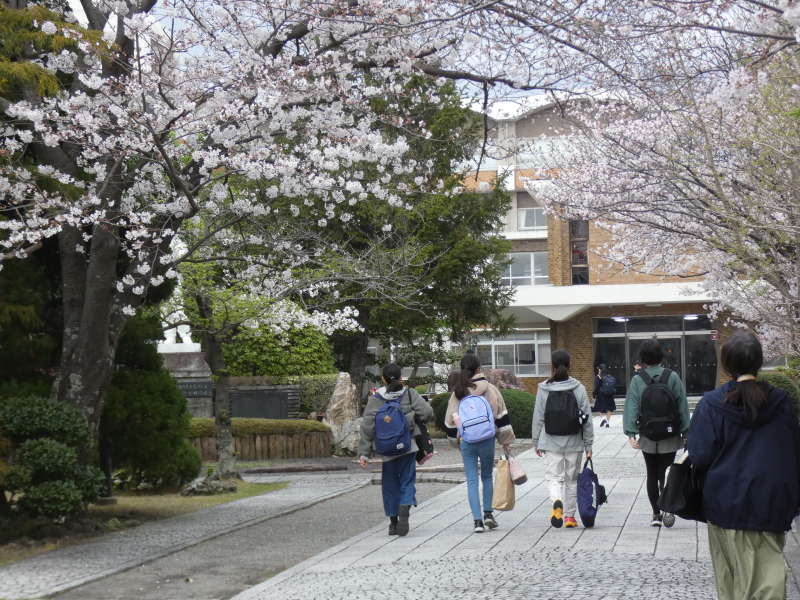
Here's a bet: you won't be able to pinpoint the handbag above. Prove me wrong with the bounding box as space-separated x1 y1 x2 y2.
507 453 528 485
577 457 607 528
492 456 515 511
657 452 706 522
414 415 434 465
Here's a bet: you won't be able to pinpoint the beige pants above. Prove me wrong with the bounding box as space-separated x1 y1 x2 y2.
708 522 786 600
544 451 582 517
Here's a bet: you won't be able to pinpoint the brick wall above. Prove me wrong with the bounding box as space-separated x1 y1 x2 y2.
511 239 548 253
549 311 594 391
547 215 571 286
464 170 497 191
522 377 548 395
588 221 705 285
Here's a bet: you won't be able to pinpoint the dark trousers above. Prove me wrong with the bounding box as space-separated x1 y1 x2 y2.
381 452 417 517
642 451 676 514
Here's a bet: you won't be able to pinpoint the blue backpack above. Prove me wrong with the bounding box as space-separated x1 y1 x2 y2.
457 394 496 443
601 375 616 395
374 391 412 457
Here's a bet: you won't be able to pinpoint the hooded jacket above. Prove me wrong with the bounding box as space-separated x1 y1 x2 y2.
532 377 594 453
444 374 515 447
358 386 433 462
687 380 800 533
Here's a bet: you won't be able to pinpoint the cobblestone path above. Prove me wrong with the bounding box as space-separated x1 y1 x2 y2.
234 417 800 600
0 475 369 599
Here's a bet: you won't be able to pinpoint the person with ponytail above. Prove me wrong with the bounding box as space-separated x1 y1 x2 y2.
531 349 594 529
358 363 433 537
688 331 800 600
444 353 515 533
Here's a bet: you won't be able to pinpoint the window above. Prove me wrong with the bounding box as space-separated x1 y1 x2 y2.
502 252 549 287
518 207 547 231
516 192 547 231
473 331 551 376
569 219 590 285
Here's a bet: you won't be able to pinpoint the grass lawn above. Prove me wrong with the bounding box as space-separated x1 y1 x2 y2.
0 481 287 566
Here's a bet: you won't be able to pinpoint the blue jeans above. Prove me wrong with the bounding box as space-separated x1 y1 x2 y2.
381 452 417 517
461 437 495 520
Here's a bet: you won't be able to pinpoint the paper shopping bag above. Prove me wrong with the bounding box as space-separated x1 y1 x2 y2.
492 458 515 511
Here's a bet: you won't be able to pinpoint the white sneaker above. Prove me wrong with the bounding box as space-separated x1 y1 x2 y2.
651 514 663 527
474 520 485 533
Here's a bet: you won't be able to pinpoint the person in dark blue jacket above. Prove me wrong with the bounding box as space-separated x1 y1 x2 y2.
688 330 800 600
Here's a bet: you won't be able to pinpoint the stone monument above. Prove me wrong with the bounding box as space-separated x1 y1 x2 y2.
447 368 527 392
323 372 362 456
158 324 212 417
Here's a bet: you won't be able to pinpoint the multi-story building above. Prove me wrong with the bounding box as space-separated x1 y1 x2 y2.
466 98 734 399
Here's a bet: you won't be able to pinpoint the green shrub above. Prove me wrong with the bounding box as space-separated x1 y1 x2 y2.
0 396 91 448
17 480 84 519
758 372 800 418
102 370 201 488
224 326 337 378
430 392 451 431
189 418 331 438
299 374 339 414
0 398 104 518
17 439 77 482
499 389 537 438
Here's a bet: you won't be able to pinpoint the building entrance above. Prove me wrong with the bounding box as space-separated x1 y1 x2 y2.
593 315 717 397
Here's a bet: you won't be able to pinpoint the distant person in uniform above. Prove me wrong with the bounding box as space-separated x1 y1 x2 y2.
593 364 617 428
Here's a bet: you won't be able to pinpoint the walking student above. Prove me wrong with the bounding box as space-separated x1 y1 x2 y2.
531 349 594 529
444 353 514 533
359 363 433 537
688 331 800 600
593 364 617 428
623 339 690 527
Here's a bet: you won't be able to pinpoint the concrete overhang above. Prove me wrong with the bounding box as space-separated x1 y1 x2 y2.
507 282 715 323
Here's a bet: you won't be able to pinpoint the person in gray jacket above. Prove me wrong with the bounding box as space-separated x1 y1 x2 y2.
359 363 433 537
531 349 594 529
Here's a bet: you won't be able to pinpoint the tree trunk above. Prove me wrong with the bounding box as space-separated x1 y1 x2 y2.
203 332 239 480
51 225 127 446
348 307 372 405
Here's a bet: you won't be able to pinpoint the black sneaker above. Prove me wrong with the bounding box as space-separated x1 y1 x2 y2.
397 505 410 536
474 519 485 533
600 419 607 427
651 514 663 527
389 522 398 535
483 512 498 529
663 512 675 528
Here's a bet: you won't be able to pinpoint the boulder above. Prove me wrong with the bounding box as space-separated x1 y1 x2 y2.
181 479 238 496
323 372 362 455
447 368 527 392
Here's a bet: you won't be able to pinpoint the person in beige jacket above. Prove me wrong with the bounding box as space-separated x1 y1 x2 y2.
444 353 515 533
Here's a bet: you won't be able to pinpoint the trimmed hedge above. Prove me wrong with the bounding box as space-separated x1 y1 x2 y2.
189 418 331 438
758 372 800 417
429 389 537 438
499 389 536 438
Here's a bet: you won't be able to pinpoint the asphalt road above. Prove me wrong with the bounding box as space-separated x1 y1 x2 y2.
55 482 455 600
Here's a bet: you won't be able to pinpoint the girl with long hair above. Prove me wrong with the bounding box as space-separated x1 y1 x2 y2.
688 331 800 600
531 349 594 528
444 353 515 533
593 363 616 427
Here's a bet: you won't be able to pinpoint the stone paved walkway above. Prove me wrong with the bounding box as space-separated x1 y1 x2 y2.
0 475 370 599
233 415 800 600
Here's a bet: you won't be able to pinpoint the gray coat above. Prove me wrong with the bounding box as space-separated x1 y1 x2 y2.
358 387 433 461
532 377 594 453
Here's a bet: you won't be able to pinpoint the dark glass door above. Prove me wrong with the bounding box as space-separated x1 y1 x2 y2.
593 337 627 396
685 334 718 395
656 335 683 382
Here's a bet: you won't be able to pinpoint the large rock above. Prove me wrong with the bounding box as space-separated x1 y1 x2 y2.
181 479 238 496
447 368 527 392
323 372 362 456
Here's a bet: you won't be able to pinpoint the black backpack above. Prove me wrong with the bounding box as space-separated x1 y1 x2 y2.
544 390 582 436
639 368 681 441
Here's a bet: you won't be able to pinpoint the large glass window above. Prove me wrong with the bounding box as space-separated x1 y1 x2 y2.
593 315 719 396
472 331 551 377
502 252 549 287
569 219 590 285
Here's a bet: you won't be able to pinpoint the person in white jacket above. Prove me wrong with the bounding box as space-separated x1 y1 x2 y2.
531 349 594 529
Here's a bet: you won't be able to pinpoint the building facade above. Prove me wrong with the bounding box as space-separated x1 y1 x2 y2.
467 99 731 398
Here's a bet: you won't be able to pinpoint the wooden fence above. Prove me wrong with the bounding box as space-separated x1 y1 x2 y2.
189 431 332 461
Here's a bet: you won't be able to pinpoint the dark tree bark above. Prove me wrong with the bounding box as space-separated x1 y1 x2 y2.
348 307 372 404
